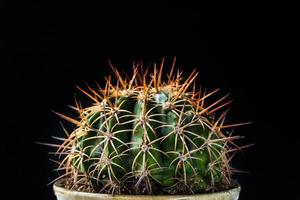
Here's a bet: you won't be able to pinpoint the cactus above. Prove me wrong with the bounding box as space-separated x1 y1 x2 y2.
51 58 248 195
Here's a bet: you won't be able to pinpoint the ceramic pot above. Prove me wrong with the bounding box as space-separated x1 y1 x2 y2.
53 180 241 200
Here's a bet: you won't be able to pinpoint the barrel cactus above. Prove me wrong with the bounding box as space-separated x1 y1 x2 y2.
51 58 247 195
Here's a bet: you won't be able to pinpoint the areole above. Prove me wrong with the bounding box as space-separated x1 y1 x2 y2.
53 180 241 200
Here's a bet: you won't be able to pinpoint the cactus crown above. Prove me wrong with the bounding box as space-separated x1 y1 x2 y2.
50 58 247 195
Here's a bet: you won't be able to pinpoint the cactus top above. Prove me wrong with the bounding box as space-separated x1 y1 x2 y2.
53 59 246 195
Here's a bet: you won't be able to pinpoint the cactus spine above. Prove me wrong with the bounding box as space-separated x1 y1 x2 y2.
53 58 245 195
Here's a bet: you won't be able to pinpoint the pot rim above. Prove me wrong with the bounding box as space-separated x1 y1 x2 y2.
53 179 241 199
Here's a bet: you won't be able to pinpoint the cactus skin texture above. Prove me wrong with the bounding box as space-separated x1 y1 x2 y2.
53 58 247 195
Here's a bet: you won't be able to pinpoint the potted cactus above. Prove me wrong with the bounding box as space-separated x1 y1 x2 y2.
49 59 248 200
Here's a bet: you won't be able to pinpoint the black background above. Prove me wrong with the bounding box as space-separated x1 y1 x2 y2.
2 1 298 200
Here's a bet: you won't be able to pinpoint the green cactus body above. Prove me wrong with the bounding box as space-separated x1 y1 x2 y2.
54 60 243 195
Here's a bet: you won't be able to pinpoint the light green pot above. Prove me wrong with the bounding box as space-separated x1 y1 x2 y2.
53 180 241 200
